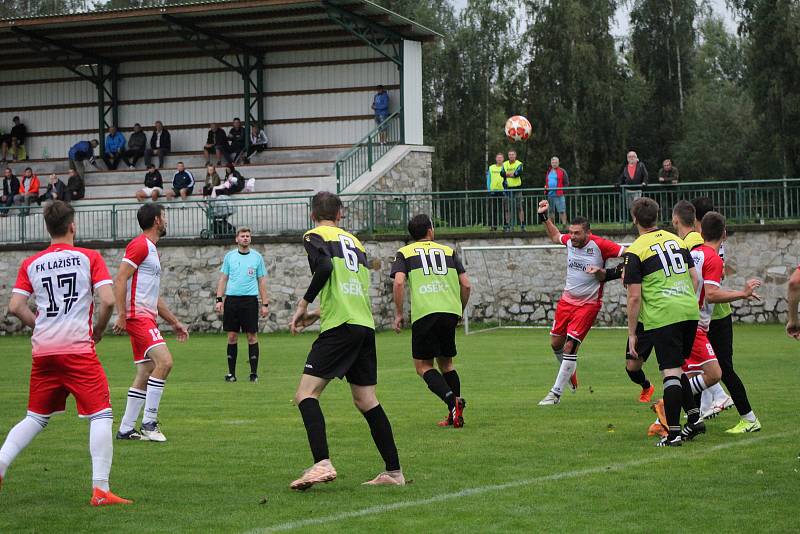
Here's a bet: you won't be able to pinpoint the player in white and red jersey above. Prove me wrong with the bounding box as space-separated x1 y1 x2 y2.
113 203 188 442
788 265 800 340
536 200 625 405
678 211 762 439
0 201 131 506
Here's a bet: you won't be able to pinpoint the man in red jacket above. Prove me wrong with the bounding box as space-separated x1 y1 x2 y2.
14 167 40 208
544 156 569 227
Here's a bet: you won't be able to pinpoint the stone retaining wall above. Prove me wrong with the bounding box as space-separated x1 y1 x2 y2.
0 227 796 335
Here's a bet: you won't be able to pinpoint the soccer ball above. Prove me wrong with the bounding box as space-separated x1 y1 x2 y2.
505 115 532 142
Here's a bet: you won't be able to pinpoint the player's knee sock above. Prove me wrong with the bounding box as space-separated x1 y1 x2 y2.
89 410 114 492
662 376 682 437
362 405 400 472
119 388 146 433
298 398 328 463
708 382 727 402
680 374 700 425
551 354 577 396
227 343 238 375
442 370 461 397
422 369 455 409
553 348 564 364
142 377 166 425
626 368 651 390
248 343 259 375
688 375 710 396
0 414 48 477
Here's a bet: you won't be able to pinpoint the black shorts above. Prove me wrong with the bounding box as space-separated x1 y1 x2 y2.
173 186 193 196
625 322 653 362
649 320 697 371
304 323 377 386
223 296 259 333
707 315 733 367
411 312 459 359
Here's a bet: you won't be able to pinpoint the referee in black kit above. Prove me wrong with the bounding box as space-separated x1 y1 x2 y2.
215 227 270 382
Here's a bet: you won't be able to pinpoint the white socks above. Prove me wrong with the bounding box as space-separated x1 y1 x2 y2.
551 355 577 396
0 414 48 478
688 374 710 395
119 387 146 433
142 377 166 425
708 382 728 402
89 411 114 491
742 411 757 423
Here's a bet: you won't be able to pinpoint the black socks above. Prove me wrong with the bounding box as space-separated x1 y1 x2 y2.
248 343 259 375
443 370 461 397
626 368 650 390
362 405 401 472
227 343 237 375
298 398 329 464
422 369 455 409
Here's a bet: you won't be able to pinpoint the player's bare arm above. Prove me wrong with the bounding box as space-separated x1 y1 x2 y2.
157 297 188 342
626 283 642 358
92 284 115 344
705 279 762 303
258 275 270 318
8 293 35 329
392 271 406 333
113 261 136 334
459 272 471 310
214 273 228 314
289 298 319 334
537 200 561 244
787 268 800 339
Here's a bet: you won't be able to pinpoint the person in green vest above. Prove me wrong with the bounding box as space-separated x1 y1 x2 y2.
390 214 472 428
502 150 525 231
288 191 404 490
486 152 509 231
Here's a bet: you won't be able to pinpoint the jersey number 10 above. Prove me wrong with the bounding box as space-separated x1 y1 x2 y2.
414 248 447 275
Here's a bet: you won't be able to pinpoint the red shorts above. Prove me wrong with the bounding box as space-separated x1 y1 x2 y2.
127 316 166 363
682 328 717 372
28 353 111 417
550 299 602 343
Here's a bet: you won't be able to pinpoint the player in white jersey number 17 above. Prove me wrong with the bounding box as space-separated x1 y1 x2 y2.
113 203 188 442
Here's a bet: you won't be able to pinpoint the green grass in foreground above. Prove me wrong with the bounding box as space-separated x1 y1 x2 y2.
0 325 797 533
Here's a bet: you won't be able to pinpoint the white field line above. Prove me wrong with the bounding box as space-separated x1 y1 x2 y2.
245 431 792 533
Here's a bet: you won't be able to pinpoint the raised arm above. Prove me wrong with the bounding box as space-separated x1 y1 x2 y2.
537 200 562 244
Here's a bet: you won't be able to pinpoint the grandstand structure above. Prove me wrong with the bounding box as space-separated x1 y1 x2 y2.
0 0 435 216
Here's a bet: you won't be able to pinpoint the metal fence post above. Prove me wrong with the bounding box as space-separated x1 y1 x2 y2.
368 194 375 234
19 209 25 244
736 182 744 223
367 134 373 171
111 205 117 241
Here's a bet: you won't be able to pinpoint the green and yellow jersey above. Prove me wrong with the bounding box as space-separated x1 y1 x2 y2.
390 241 465 323
303 225 374 333
623 229 699 330
683 230 704 250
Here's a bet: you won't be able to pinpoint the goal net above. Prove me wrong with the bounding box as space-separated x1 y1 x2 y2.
460 243 628 335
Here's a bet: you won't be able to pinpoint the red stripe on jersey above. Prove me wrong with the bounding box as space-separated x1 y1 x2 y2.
130 270 138 318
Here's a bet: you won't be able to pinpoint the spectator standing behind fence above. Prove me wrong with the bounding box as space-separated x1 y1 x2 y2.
135 164 163 202
14 167 40 207
102 126 126 170
203 164 221 197
544 156 569 228
204 123 231 166
66 168 85 201
68 139 98 176
1 116 27 163
502 150 525 231
244 125 269 164
145 121 171 169
618 150 648 209
166 162 195 201
486 152 508 231
38 173 67 204
1 167 19 216
211 164 245 198
228 118 246 163
123 123 147 169
658 159 679 185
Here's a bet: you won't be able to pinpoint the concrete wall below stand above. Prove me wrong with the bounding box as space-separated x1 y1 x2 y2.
0 227 796 335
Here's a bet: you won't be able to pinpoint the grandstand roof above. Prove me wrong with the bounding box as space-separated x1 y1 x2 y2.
0 0 439 70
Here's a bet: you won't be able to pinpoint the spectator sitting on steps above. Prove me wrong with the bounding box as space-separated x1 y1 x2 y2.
211 164 245 198
166 161 195 201
203 164 221 197
66 168 85 201
228 118 246 164
38 173 67 204
1 116 27 163
204 123 231 166
14 167 40 207
144 120 171 169
102 126 126 170
136 164 164 202
123 123 147 169
244 124 269 164
1 167 19 216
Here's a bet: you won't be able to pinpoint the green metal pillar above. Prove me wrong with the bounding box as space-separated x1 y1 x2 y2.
243 54 252 152
399 42 405 144
256 57 265 130
97 64 106 152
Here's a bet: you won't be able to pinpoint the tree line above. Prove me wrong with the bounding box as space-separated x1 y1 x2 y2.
3 0 798 189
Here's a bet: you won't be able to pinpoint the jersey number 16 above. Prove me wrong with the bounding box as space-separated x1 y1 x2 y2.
649 240 687 277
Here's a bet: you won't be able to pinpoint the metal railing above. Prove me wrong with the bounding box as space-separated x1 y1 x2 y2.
1 179 799 245
334 110 403 193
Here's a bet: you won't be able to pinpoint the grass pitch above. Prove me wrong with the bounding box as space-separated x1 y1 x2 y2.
0 325 797 533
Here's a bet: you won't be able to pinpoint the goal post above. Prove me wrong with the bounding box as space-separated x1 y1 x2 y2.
460 243 630 335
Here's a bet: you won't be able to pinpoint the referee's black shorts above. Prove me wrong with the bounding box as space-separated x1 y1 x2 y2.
223 295 259 333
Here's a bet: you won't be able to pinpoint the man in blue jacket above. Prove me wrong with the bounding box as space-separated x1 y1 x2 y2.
166 162 195 201
102 127 126 170
68 139 99 177
372 85 390 143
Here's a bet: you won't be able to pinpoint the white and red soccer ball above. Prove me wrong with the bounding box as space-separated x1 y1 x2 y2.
505 115 532 142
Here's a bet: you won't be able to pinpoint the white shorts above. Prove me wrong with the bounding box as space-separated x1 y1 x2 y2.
140 187 163 196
